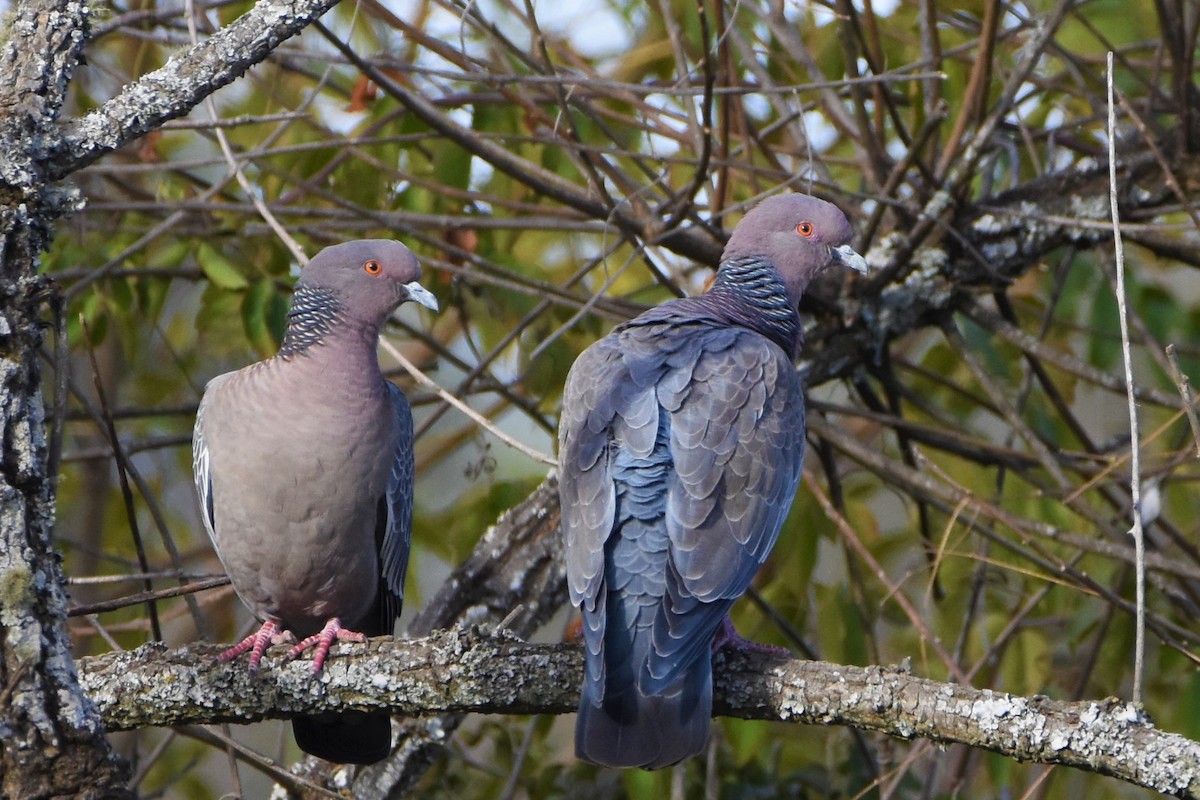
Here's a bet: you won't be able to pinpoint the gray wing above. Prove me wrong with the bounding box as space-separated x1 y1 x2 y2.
647 329 806 689
558 336 625 612
560 321 805 695
192 372 235 556
559 315 731 611
377 382 415 627
559 329 669 701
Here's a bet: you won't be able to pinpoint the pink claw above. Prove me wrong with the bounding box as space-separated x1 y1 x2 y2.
712 616 792 657
284 617 368 673
219 619 296 675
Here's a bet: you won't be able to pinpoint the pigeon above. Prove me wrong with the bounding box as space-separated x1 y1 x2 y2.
192 239 438 764
558 194 867 769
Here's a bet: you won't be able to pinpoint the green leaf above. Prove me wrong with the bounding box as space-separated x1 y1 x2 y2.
242 279 280 357
197 243 249 291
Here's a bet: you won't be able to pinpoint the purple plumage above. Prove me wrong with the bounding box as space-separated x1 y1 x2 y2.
558 194 867 769
193 240 438 764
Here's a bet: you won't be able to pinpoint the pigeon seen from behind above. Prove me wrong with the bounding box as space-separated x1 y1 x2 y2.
193 239 438 764
558 194 868 769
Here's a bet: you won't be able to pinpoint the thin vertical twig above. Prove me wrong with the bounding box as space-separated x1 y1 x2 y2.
181 0 317 268
803 472 969 684
80 317 162 643
1108 51 1145 704
495 716 538 800
47 290 69 482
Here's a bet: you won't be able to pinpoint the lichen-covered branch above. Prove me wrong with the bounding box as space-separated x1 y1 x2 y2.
77 629 1200 799
806 151 1200 388
50 0 343 178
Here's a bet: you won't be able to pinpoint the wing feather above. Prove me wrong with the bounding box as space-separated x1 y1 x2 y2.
558 339 626 608
377 382 415 628
191 372 235 556
645 329 805 691
561 318 804 701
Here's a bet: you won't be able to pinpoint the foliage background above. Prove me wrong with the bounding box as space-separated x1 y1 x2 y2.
41 0 1200 796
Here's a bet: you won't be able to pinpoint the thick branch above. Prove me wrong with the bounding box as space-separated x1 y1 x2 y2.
804 150 1200 387
49 0 343 179
78 630 1200 799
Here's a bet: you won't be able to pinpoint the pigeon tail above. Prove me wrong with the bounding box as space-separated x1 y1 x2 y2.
292 711 391 765
575 649 712 769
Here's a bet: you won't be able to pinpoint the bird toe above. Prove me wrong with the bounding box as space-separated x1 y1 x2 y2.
285 617 367 673
712 616 791 657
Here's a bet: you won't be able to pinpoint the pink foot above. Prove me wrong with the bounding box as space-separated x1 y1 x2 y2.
219 619 296 676
712 616 791 657
284 617 367 673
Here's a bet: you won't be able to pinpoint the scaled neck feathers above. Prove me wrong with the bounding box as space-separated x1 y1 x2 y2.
279 285 342 356
706 255 802 358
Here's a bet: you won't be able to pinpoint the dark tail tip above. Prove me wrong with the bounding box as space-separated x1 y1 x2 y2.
292 711 391 765
575 676 711 770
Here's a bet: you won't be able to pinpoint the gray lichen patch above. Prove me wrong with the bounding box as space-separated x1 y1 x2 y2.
0 559 41 663
1069 192 1109 222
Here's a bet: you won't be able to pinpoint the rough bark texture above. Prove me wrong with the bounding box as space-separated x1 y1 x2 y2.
77 631 1200 799
0 0 132 796
51 0 343 179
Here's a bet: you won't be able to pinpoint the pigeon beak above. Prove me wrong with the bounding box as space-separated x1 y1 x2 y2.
403 281 440 312
831 244 869 274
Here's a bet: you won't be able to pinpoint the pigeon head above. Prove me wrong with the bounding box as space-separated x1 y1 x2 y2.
281 240 439 355
721 194 867 308
297 239 439 325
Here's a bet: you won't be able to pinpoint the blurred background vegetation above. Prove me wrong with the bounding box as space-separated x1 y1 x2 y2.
44 0 1200 796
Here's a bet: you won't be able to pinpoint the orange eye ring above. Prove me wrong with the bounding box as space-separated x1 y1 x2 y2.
795 221 814 237
363 260 383 275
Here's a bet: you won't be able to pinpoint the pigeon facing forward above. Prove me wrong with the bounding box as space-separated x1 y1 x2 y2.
558 194 867 769
193 240 438 764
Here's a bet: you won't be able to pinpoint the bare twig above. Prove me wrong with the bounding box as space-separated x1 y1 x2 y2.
80 317 162 642
1108 51 1145 704
68 576 231 617
378 338 556 466
804 472 968 684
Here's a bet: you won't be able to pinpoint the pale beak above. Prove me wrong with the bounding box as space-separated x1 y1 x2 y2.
831 244 869 274
403 281 440 312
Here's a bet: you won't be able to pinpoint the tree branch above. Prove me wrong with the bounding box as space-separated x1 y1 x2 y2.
803 150 1200 388
49 0 343 179
77 630 1200 799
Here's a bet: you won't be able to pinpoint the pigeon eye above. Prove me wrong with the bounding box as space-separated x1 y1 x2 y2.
363 260 383 275
795 222 814 237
